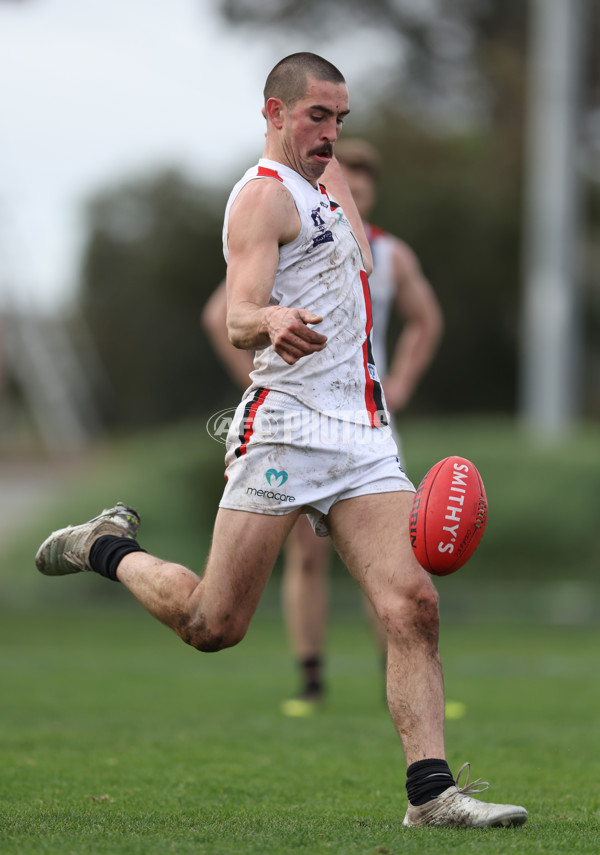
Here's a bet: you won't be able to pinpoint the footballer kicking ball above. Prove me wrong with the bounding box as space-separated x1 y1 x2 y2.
409 456 488 576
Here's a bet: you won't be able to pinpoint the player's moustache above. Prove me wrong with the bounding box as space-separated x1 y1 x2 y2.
309 143 333 158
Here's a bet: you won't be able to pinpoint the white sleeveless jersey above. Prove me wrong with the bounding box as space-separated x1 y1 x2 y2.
365 223 396 377
222 158 387 426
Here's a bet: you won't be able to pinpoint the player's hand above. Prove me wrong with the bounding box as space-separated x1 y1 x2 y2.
265 306 327 365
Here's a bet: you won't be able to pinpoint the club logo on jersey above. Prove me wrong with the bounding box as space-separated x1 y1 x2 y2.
311 208 325 227
311 206 333 248
265 469 288 487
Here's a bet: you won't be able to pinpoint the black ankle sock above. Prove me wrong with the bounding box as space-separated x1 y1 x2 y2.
89 535 146 582
300 656 323 696
406 758 454 806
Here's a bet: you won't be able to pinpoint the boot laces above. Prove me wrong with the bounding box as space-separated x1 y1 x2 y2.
455 762 490 796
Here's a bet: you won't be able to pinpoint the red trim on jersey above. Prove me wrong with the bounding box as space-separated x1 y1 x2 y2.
360 270 381 427
318 183 330 199
237 388 270 456
257 166 283 182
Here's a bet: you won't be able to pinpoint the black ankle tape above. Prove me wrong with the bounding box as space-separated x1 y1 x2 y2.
89 535 146 582
406 758 454 806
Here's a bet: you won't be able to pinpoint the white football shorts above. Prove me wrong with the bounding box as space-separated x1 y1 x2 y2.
218 389 415 536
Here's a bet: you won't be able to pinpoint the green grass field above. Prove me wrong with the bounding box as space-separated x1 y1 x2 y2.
1 608 598 854
1 417 599 852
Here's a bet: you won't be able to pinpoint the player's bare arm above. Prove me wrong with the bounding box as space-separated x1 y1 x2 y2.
383 239 444 411
225 179 327 365
321 156 373 276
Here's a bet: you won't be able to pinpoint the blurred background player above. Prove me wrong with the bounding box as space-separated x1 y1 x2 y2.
202 138 443 715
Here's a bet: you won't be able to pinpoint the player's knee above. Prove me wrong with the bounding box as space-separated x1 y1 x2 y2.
187 626 247 653
181 615 248 653
412 581 440 640
379 579 440 646
287 540 328 578
298 550 326 577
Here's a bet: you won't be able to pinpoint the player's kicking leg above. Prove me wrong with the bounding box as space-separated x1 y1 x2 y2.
36 503 302 651
327 490 528 829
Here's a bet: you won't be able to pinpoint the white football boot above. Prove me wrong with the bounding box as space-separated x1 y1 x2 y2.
403 762 528 828
35 503 140 576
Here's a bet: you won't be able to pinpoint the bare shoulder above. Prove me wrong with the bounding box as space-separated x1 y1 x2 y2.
229 178 300 246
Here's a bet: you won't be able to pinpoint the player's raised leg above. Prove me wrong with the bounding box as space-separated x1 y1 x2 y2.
117 507 302 650
37 504 302 652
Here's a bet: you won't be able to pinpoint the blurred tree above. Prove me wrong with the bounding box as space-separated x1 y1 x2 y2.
79 169 236 426
358 117 521 414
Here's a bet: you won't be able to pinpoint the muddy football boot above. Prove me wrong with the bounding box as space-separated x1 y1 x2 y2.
35 503 140 576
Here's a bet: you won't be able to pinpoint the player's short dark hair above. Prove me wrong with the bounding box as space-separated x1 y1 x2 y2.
264 52 345 108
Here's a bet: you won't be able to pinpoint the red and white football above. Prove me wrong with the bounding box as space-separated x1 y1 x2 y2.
409 456 488 576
